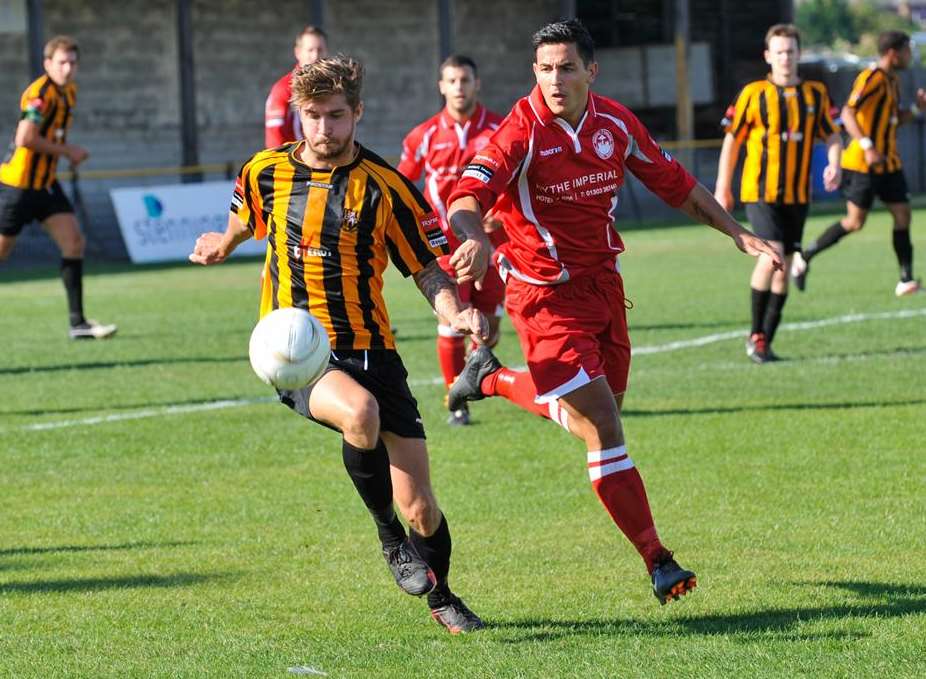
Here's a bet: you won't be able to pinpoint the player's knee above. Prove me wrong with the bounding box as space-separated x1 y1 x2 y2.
842 216 864 232
60 230 85 257
0 240 13 261
402 494 440 536
342 395 380 448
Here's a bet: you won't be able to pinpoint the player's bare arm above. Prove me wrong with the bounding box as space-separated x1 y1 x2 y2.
680 183 784 269
15 119 87 165
189 213 252 265
713 133 742 212
898 87 926 124
822 131 843 192
447 195 492 286
841 104 884 167
413 257 489 341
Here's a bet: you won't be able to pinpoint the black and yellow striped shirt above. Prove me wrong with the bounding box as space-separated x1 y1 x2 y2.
841 66 902 174
232 142 449 351
0 74 76 190
724 79 838 204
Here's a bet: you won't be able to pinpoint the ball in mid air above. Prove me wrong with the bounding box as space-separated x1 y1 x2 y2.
248 307 330 390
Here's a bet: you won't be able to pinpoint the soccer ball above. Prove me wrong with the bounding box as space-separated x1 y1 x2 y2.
248 307 330 390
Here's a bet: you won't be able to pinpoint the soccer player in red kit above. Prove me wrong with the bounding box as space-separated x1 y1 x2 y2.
398 55 506 426
264 26 328 147
446 20 783 604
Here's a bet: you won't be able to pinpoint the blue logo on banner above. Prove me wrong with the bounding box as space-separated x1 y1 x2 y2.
142 194 163 218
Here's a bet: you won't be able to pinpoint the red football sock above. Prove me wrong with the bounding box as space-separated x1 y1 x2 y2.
481 367 549 418
436 333 465 389
588 446 670 573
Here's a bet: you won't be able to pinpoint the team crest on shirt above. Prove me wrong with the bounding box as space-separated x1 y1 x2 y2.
341 209 361 232
592 129 614 159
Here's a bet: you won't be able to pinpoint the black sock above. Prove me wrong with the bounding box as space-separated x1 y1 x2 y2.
804 222 848 262
410 515 453 607
892 228 914 282
341 439 406 551
60 257 85 326
763 292 788 345
751 288 771 335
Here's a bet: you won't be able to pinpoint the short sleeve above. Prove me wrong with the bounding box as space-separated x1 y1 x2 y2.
815 85 839 139
723 86 753 143
230 159 267 239
622 109 697 208
384 177 449 277
847 70 882 109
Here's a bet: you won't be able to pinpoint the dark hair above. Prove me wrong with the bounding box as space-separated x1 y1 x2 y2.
291 55 363 110
440 54 478 79
764 23 800 51
531 19 595 66
878 30 910 56
296 24 328 47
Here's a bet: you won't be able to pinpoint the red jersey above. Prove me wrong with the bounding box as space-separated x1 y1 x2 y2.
449 86 696 285
398 103 503 249
265 67 301 147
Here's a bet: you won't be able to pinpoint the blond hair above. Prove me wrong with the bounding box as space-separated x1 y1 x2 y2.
44 35 79 59
291 55 363 110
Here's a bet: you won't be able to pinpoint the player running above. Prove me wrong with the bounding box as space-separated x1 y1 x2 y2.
792 30 926 297
0 35 116 339
398 55 506 425
714 24 842 363
264 25 328 147
191 57 487 633
445 20 782 605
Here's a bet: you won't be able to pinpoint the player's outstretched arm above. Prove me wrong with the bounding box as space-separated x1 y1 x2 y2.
448 196 492 288
413 257 489 342
679 182 784 270
713 133 741 213
189 213 252 265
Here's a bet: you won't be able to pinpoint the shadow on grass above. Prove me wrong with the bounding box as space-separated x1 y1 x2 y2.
623 397 926 419
0 540 195 557
0 355 246 377
492 580 926 642
0 571 231 594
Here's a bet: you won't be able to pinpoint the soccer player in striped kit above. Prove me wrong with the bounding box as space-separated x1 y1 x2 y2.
792 30 926 298
714 23 842 363
0 36 116 339
445 20 781 605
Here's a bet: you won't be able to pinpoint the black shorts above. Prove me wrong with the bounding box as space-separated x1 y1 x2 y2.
278 349 426 439
0 181 74 236
840 169 909 210
744 202 809 255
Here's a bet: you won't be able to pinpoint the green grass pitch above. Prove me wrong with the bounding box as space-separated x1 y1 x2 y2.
1 209 924 678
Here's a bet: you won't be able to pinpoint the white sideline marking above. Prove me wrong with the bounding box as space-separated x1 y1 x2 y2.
287 667 328 676
632 307 926 355
18 397 275 432
10 307 924 432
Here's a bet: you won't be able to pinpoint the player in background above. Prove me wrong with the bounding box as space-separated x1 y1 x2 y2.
0 35 116 340
715 24 842 363
398 55 506 425
264 25 328 147
191 57 487 634
792 30 926 297
445 20 782 605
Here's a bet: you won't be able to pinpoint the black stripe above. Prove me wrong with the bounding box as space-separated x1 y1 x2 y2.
268 213 281 311
776 86 788 204
757 89 769 202
868 91 887 173
852 70 881 109
389 187 435 270
794 85 811 202
357 175 386 348
319 168 353 348
29 97 58 189
887 76 900 171
257 164 276 215
285 166 310 311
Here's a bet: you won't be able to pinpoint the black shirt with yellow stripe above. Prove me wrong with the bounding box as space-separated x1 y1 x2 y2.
724 78 838 204
232 141 449 351
841 66 902 174
0 74 76 190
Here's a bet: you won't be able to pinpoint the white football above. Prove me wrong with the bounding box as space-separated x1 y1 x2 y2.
248 308 330 390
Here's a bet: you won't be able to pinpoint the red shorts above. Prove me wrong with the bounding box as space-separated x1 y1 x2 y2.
438 254 506 316
505 268 630 401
